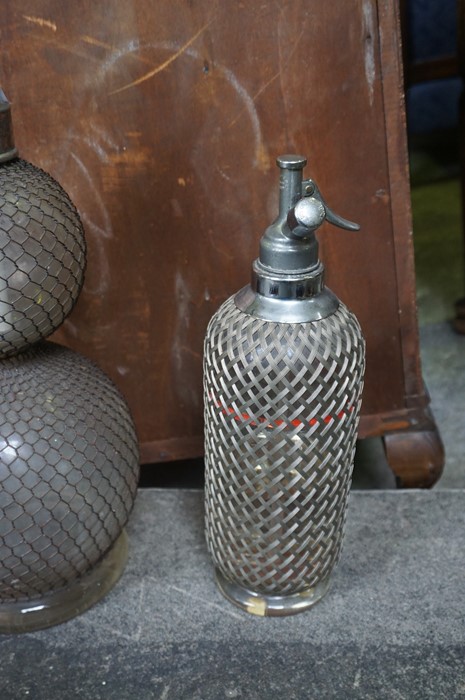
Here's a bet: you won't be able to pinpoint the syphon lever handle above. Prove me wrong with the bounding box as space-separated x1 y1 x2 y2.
287 178 360 238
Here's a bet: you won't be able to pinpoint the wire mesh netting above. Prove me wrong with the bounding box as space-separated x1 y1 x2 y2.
204 296 365 596
0 159 86 357
0 342 139 601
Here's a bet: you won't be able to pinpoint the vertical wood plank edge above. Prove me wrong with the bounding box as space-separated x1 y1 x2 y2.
377 0 425 400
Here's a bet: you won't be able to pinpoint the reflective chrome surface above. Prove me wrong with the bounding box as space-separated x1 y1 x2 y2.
235 284 339 323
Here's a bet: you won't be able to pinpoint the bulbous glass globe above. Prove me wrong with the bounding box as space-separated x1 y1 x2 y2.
0 341 139 631
0 159 86 358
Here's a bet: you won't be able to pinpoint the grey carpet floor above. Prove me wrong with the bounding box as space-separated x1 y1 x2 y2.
420 321 465 488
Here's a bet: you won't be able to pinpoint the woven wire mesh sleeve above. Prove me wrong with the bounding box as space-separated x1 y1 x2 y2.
0 159 86 358
204 295 365 596
0 342 139 602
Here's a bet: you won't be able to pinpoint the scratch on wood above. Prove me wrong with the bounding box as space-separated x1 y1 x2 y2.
108 20 213 96
70 151 113 238
80 35 113 50
25 32 103 63
23 15 57 32
363 0 376 106
227 27 304 129
81 35 158 73
179 345 202 360
227 69 281 131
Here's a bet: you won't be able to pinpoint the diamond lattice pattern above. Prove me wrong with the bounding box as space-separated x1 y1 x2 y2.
204 296 365 596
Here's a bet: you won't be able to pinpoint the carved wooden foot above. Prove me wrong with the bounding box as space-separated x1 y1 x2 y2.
383 424 445 489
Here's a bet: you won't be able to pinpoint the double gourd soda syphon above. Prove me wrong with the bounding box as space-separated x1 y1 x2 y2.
204 155 365 616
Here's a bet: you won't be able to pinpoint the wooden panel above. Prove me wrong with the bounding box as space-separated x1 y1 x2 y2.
1 1 421 460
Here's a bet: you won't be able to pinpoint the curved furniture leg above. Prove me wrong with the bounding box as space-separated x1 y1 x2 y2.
383 422 445 489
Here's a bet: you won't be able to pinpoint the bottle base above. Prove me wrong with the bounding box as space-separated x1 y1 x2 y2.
0 530 128 634
215 567 331 617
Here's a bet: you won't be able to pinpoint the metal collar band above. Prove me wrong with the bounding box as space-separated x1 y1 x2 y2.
252 259 324 299
234 284 339 323
234 257 339 323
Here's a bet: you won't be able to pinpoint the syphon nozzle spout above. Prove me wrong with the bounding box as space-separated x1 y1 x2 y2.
257 155 359 273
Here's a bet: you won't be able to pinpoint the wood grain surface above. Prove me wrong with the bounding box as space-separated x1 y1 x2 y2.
0 1 427 462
